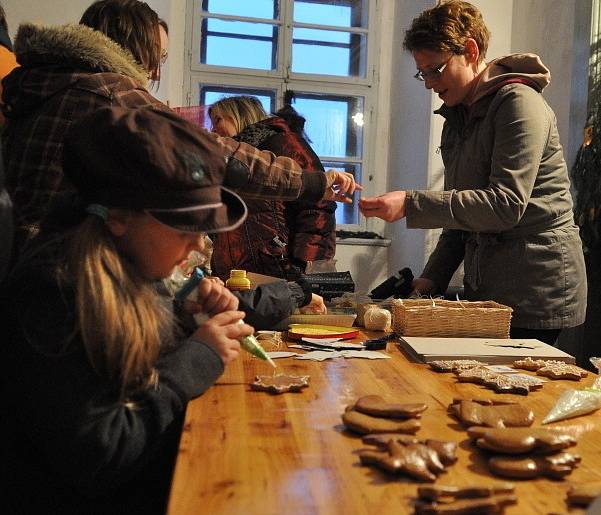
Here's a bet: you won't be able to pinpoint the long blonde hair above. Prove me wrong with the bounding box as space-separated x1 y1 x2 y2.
65 215 172 400
209 95 268 134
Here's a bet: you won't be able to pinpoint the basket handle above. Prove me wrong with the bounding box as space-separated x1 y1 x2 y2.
455 293 466 309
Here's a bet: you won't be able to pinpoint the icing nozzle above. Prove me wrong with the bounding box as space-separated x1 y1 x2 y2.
238 325 276 368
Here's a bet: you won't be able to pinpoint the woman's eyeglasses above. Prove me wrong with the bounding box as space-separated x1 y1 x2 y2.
160 49 168 65
414 55 453 82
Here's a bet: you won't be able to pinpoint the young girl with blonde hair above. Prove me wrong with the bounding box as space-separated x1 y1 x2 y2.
2 106 253 514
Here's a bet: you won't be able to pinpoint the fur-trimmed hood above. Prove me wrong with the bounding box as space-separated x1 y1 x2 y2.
2 23 150 118
14 23 149 85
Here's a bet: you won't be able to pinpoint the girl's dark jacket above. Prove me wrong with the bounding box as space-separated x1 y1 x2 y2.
211 116 336 280
0 198 308 513
1 232 223 513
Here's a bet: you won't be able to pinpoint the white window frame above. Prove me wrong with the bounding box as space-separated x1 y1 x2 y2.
183 0 380 230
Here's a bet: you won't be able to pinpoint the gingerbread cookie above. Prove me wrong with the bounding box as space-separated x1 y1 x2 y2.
513 357 565 371
430 360 484 372
566 482 601 506
449 400 534 428
451 397 516 406
359 440 451 482
455 368 535 395
484 375 533 395
362 433 418 447
363 434 458 466
488 452 581 479
455 366 499 384
342 409 421 435
536 363 588 381
251 374 309 394
354 395 428 419
417 483 515 501
414 494 517 514
468 427 577 455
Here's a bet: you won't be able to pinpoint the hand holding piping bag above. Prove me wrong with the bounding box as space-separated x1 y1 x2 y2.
177 268 276 367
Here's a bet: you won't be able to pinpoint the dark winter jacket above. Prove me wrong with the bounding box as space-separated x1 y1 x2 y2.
237 279 312 328
212 116 336 280
1 225 225 513
406 54 586 329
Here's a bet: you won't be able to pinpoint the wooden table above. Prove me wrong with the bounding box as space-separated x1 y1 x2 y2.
167 333 601 514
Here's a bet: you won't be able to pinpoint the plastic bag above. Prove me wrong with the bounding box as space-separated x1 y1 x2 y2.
542 357 601 424
162 247 211 296
543 389 601 424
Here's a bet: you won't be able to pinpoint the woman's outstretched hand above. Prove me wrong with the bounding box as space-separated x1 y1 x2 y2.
359 191 407 222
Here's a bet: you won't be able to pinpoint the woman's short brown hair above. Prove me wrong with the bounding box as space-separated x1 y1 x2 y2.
403 1 490 62
80 0 162 80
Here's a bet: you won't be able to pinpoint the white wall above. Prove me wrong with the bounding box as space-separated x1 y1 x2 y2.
510 0 591 170
3 0 87 31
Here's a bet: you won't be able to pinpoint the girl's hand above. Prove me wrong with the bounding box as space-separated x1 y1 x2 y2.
299 293 327 314
185 277 239 316
192 311 254 365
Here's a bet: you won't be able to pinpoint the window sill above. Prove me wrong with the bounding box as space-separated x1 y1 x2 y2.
336 237 391 247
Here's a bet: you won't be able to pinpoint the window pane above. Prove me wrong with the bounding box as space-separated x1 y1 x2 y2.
201 18 277 70
322 162 361 225
293 0 367 29
292 94 363 158
203 0 278 19
292 28 366 76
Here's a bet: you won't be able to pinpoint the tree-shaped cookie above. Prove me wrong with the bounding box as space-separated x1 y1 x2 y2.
358 439 452 482
362 434 458 466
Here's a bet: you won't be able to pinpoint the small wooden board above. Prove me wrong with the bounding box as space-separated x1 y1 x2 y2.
398 337 575 364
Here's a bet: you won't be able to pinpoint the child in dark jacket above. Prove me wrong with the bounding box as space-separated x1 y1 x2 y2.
1 106 255 514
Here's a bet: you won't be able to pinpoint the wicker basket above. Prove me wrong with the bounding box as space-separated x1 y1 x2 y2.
391 298 512 338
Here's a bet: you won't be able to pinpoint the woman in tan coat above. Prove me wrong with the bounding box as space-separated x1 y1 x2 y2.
360 1 586 344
